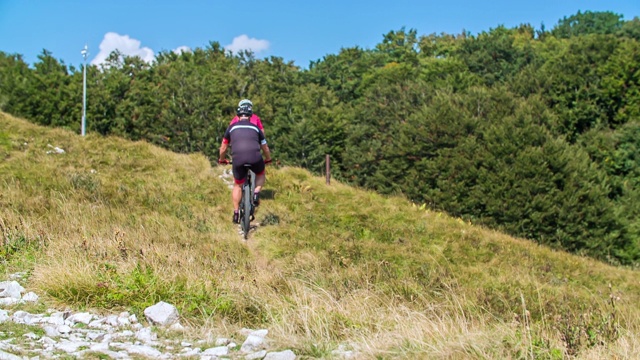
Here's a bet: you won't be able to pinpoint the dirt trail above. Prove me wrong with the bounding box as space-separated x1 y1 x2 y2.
217 167 271 272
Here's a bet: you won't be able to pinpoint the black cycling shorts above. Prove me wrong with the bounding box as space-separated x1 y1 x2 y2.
232 153 265 185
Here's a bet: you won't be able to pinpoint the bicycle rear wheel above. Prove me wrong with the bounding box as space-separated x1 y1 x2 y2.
241 182 252 238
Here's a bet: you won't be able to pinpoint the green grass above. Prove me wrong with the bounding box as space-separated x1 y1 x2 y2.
1 111 640 359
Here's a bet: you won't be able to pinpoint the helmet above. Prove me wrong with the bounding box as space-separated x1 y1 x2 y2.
238 99 253 107
237 104 253 116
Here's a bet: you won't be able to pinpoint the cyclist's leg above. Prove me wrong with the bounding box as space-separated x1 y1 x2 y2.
231 159 249 219
232 183 242 211
251 159 266 205
254 172 265 192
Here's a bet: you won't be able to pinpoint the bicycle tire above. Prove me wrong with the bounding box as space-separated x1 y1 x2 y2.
249 170 256 195
241 181 252 239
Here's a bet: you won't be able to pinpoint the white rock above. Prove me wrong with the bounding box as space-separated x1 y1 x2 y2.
169 321 185 332
8 272 26 280
11 310 31 324
89 317 107 328
46 144 65 154
135 327 157 343
55 340 90 353
105 314 119 326
119 344 163 357
90 342 110 352
239 328 255 336
202 346 229 356
0 281 24 299
246 350 268 360
144 301 179 326
38 336 57 346
89 347 129 359
113 351 133 359
21 313 43 325
0 298 18 306
0 349 22 360
21 292 39 302
180 347 201 356
43 325 60 337
215 337 230 346
68 312 94 324
250 329 269 338
23 332 39 340
100 333 114 343
265 350 297 360
241 334 266 353
57 325 72 334
0 310 8 323
119 330 134 338
46 312 66 325
117 316 131 326
86 331 106 341
69 332 86 342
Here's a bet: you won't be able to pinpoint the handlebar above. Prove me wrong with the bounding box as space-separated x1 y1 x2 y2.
218 159 273 165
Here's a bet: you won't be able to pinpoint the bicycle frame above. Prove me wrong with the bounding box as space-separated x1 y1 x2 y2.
239 166 255 239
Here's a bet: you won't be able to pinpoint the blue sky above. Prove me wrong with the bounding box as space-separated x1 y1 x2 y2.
1 0 638 69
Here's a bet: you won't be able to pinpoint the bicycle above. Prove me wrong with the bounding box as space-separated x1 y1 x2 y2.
220 160 270 239
238 164 256 239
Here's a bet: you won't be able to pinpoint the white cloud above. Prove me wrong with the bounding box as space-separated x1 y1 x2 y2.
224 35 270 54
91 32 155 65
173 46 192 55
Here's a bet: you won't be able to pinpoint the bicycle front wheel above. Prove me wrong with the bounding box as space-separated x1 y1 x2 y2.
241 183 252 238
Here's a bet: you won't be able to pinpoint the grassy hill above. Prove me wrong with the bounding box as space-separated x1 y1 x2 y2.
1 111 639 359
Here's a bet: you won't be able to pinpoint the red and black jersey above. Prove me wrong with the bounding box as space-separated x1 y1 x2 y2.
222 119 267 156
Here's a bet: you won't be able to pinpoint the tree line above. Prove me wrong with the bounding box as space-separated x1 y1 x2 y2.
1 11 639 265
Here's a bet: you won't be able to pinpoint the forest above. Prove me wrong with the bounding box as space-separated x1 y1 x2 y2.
1 10 639 266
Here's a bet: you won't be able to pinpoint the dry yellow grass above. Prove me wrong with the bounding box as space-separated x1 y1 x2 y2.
2 111 639 359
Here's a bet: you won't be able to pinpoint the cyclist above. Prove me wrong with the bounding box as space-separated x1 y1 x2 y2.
218 102 272 224
229 99 265 134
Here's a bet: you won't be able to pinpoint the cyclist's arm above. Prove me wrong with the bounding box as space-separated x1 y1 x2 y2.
258 129 271 162
219 141 229 162
261 143 272 163
219 127 231 162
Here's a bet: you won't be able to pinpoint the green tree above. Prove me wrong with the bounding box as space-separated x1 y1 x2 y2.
375 28 420 66
454 25 537 86
619 16 640 40
0 52 33 117
599 38 640 125
24 50 77 130
535 35 619 140
307 46 381 103
552 11 624 38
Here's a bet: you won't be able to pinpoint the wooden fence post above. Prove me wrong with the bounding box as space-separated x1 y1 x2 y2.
326 154 330 185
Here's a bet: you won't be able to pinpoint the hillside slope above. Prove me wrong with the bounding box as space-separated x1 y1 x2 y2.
1 111 639 359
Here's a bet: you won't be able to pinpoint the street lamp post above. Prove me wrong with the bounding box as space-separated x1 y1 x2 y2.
81 45 88 136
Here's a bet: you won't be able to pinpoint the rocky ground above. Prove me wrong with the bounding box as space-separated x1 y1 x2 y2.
0 274 357 359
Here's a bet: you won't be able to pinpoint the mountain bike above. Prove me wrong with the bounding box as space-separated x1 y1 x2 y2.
239 164 256 239
220 159 270 239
